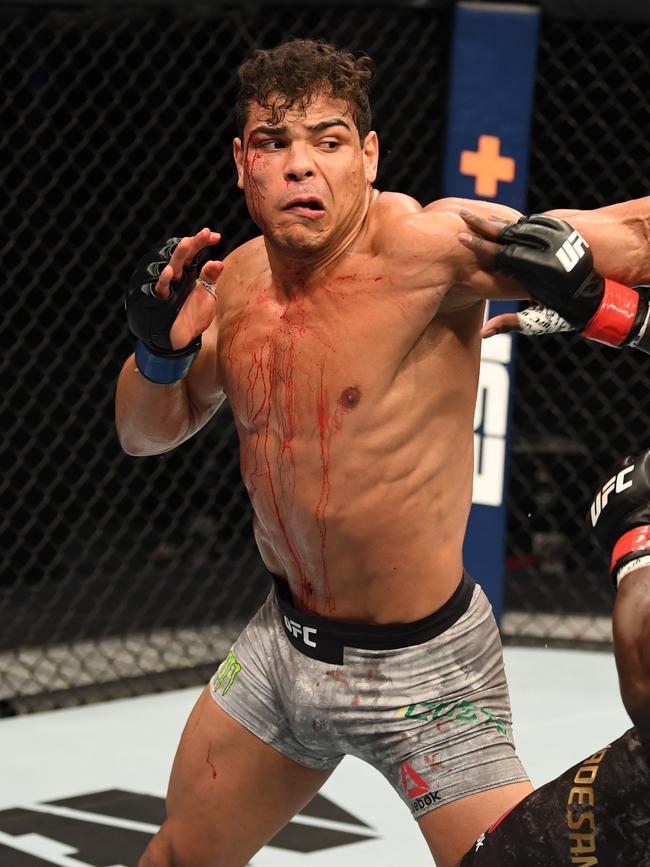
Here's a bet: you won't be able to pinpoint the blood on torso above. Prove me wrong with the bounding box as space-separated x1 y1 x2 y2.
216 230 483 621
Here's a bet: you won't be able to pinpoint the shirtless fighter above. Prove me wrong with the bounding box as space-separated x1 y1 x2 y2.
115 39 650 867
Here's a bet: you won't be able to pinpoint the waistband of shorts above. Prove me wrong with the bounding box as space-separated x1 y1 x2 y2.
273 571 476 665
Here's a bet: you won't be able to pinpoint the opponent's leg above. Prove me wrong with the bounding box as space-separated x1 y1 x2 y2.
416 779 532 867
139 686 334 867
456 727 650 866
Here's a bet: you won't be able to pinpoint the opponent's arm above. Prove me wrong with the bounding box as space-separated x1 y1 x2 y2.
461 201 650 348
454 451 650 867
548 198 650 284
115 228 226 456
588 450 650 736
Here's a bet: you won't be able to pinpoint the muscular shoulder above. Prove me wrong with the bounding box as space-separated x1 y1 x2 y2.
221 235 267 277
370 195 525 312
371 195 473 279
217 235 268 295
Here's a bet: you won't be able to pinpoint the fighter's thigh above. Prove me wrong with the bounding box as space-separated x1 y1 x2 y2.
142 686 333 867
417 780 533 867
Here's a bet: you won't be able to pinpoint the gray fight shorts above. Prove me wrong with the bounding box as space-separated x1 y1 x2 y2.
209 573 529 819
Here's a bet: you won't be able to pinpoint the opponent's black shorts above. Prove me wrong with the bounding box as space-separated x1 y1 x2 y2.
460 727 650 866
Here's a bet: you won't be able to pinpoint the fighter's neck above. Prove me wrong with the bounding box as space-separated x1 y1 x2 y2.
265 188 377 295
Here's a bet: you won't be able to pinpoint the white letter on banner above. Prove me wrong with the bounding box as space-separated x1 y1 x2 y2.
473 358 510 507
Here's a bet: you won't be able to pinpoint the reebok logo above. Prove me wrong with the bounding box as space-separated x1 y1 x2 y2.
283 615 317 648
590 465 635 526
555 230 589 272
400 762 441 813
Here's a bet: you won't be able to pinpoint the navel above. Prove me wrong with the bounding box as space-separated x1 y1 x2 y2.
338 386 361 409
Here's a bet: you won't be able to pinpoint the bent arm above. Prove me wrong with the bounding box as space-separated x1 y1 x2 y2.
613 567 650 738
548 196 650 285
115 318 225 456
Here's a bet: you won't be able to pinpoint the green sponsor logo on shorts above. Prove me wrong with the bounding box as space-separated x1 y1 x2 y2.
212 650 241 696
397 698 506 736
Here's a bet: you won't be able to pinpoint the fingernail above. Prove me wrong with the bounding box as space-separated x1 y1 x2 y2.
459 208 472 218
458 232 473 244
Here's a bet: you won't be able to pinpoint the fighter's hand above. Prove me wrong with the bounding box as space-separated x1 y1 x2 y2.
588 450 650 587
458 209 510 272
481 303 574 339
460 212 602 328
126 228 223 355
155 229 224 350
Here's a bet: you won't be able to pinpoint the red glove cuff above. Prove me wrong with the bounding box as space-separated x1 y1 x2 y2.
611 525 650 574
582 279 639 346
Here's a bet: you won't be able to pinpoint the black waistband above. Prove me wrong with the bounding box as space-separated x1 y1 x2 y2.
273 571 476 665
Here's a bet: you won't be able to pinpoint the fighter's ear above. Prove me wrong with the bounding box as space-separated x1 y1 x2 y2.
233 137 245 190
362 131 378 184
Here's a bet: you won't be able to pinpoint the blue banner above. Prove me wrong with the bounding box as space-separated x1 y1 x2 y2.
442 2 540 621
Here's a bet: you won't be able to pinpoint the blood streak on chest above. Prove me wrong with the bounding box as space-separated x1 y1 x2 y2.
230 298 311 604
229 293 362 612
246 329 303 576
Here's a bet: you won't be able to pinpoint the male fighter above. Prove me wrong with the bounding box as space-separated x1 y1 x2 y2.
457 448 650 865
450 212 650 865
115 39 650 867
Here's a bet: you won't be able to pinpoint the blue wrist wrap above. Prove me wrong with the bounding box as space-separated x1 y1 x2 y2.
135 339 199 384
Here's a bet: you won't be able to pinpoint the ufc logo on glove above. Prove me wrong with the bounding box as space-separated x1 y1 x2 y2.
590 466 635 527
555 230 590 272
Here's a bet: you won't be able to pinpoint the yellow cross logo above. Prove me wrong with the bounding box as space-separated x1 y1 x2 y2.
460 135 515 198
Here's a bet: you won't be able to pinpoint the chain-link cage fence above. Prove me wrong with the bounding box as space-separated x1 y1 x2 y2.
0 2 450 713
502 16 650 645
4 1 649 713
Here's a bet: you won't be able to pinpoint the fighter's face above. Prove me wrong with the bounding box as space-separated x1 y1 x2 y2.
233 94 378 255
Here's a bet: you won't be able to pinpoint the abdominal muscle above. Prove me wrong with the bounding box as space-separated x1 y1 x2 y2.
235 379 476 623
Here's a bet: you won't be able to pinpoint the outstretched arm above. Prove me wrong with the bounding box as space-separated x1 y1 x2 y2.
548 198 650 284
462 196 650 285
460 204 650 349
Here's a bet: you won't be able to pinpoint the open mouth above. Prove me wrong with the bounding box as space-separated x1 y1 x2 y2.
283 197 325 215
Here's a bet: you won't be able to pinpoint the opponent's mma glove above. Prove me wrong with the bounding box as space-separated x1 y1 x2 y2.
125 238 210 384
588 450 650 588
495 215 650 351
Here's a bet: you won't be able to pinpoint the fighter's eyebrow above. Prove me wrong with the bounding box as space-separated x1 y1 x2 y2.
307 119 352 133
249 125 288 137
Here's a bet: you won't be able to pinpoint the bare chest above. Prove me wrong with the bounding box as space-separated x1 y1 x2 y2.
218 280 434 435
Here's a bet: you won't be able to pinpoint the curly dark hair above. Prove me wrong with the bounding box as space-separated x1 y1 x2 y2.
235 38 374 141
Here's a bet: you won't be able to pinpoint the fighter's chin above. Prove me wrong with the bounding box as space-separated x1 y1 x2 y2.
270 223 329 256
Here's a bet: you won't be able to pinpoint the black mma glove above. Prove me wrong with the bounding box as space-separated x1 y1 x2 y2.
495 215 650 351
588 450 650 587
125 238 211 384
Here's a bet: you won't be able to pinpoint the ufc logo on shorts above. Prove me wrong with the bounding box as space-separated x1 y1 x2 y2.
590 465 635 527
283 615 317 647
555 230 590 272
